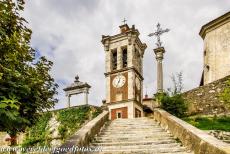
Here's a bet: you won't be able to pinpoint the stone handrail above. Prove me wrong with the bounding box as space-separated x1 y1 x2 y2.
153 108 230 154
54 110 109 154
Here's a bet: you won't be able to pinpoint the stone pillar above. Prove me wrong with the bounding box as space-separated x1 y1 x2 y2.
84 91 88 105
154 47 165 93
67 95 71 108
117 47 122 69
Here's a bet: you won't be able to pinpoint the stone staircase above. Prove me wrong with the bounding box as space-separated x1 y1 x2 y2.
90 117 193 154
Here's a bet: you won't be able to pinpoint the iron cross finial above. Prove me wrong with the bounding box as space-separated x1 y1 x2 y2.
122 18 127 25
148 23 170 48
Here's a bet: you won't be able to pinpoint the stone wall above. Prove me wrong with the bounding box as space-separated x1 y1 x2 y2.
153 108 230 154
0 132 8 146
182 75 230 115
0 132 24 147
207 130 230 144
55 111 109 154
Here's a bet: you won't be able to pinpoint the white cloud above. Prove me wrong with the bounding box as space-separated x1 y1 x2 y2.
23 0 230 109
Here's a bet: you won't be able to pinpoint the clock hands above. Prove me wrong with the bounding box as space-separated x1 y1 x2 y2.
116 78 121 88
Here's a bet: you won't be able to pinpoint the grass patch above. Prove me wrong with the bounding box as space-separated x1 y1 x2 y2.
183 116 230 132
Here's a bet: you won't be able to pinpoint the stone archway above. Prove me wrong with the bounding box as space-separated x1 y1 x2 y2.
63 75 91 108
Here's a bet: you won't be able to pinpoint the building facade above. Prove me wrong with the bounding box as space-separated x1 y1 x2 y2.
200 11 230 85
101 24 147 120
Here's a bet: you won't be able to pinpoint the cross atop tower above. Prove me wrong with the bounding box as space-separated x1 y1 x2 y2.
122 18 127 25
148 23 170 47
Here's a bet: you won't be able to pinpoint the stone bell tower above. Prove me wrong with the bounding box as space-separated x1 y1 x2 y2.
101 24 147 120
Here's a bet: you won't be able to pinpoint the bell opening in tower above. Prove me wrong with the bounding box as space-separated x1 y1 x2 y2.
122 47 127 68
112 49 117 70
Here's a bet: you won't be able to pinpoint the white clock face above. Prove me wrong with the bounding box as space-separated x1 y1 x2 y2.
136 78 140 90
112 75 126 88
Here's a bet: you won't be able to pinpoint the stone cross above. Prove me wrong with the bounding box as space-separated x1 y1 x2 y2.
148 23 170 93
148 23 170 48
122 18 127 25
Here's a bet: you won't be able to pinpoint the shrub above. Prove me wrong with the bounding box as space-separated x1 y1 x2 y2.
160 94 187 118
57 105 91 139
157 72 187 118
92 108 102 118
21 112 52 147
219 79 230 109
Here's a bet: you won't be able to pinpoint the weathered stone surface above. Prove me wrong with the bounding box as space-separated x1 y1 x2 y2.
153 108 230 154
54 110 109 154
207 130 230 144
182 75 230 115
90 117 192 154
0 132 24 147
200 11 230 85
0 132 8 146
47 114 62 147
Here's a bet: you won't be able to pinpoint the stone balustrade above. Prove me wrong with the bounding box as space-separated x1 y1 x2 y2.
153 108 230 154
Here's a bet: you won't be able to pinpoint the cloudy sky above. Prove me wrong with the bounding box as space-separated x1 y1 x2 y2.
22 0 230 109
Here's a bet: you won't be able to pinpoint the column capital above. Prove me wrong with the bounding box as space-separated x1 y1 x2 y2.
154 47 165 60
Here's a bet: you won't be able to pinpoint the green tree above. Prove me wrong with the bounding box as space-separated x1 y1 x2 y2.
0 0 58 145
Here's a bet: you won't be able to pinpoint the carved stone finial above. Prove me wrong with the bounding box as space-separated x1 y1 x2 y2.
75 75 79 82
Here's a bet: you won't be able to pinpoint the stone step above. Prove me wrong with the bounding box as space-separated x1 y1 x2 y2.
111 121 156 124
110 123 158 126
111 122 157 124
102 128 164 132
89 117 193 154
111 120 155 123
99 130 166 135
95 144 184 150
104 127 161 130
111 123 157 125
90 150 192 154
97 132 172 137
105 125 161 128
91 139 177 146
94 140 175 144
96 135 173 141
92 147 189 153
94 136 175 142
111 119 156 122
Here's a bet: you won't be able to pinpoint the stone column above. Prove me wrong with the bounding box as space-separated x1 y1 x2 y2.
67 95 71 108
117 47 122 69
84 91 88 105
154 47 165 93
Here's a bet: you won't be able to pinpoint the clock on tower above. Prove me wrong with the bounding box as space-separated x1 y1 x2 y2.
101 24 147 120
